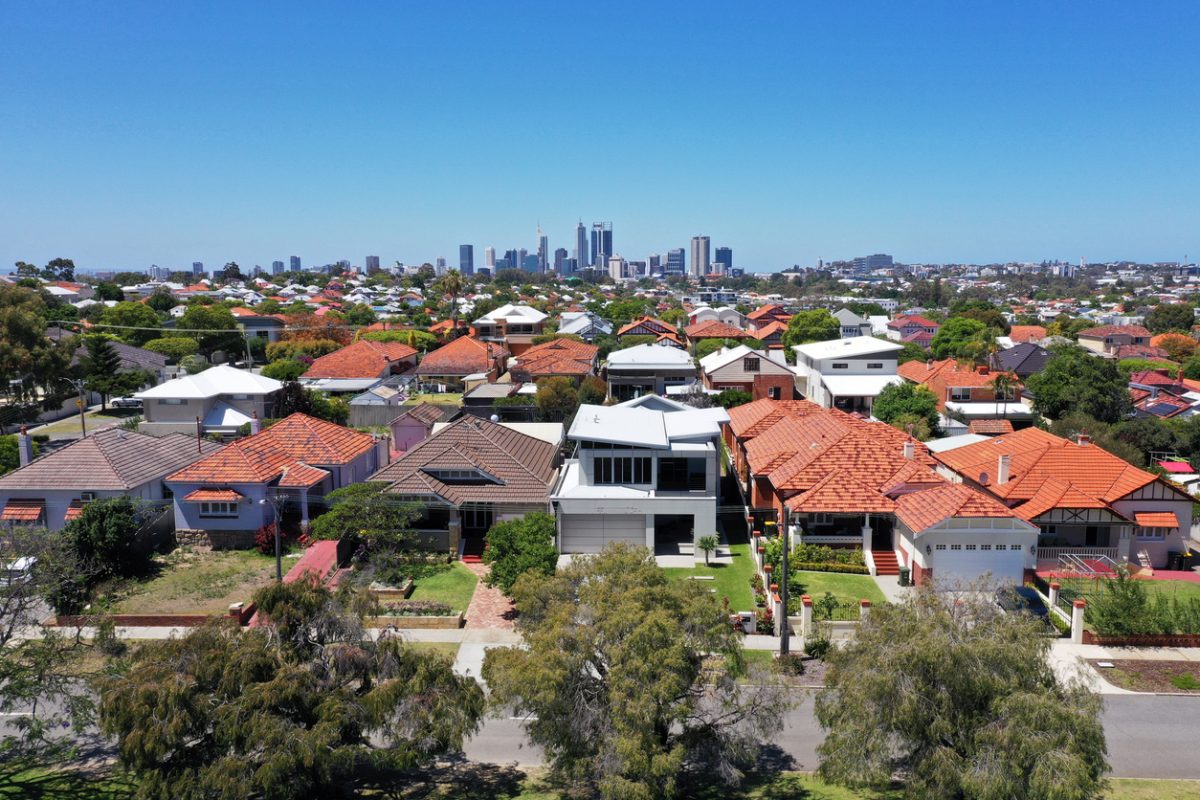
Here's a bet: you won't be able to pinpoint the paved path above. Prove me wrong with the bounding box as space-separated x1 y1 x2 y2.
872 573 910 604
462 563 516 630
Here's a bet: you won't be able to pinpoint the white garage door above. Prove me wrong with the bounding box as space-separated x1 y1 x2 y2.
562 514 645 554
932 543 1025 587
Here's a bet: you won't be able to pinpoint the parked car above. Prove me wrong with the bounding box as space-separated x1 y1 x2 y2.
110 396 143 409
0 556 36 587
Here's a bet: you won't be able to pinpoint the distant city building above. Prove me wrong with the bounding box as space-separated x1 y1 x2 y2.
537 228 548 273
147 265 170 281
522 254 539 271
335 260 350 271
576 221 589 269
365 255 380 272
435 257 446 270
853 253 894 271
553 247 568 273
271 260 284 275
459 244 474 275
289 256 301 271
591 222 613 270
495 257 511 270
690 236 711 277
666 248 686 275
715 246 732 272
628 260 646 278
484 246 496 268
648 254 661 273
192 261 204 276
608 254 627 282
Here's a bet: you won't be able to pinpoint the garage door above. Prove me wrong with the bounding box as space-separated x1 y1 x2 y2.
931 543 1025 587
561 514 645 554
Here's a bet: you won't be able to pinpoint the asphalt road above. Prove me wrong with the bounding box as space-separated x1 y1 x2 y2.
465 694 1200 780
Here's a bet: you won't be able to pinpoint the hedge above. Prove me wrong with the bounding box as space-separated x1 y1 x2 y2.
793 562 871 575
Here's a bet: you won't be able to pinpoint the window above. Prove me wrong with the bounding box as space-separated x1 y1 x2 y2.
80 492 96 502
950 544 962 551
743 358 760 372
950 387 972 402
424 468 498 485
768 386 781 400
965 544 977 551
935 543 947 551
867 362 883 369
980 544 992 551
594 456 652 485
158 398 185 405
657 457 706 491
831 363 849 370
199 502 238 517
1134 526 1167 541
1040 524 1057 535
1011 544 1023 551
255 330 270 338
810 513 833 525
229 394 251 400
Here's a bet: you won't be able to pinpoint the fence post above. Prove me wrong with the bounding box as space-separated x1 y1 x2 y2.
1071 599 1086 645
800 595 813 639
1048 581 1060 609
860 599 872 619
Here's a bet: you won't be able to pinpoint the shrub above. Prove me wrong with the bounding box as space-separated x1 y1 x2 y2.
261 359 308 381
255 522 278 555
775 652 807 676
1170 672 1200 690
483 512 558 595
378 600 454 617
804 635 832 660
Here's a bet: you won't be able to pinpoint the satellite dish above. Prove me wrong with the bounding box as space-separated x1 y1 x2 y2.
490 414 500 423
979 471 990 484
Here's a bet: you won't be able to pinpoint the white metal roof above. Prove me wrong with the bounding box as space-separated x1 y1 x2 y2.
792 337 903 360
473 303 548 325
606 343 695 368
924 433 990 453
135 365 283 400
943 401 1034 419
820 374 903 397
567 402 728 448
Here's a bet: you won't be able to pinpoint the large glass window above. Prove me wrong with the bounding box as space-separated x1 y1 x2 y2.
594 456 652 485
657 458 706 491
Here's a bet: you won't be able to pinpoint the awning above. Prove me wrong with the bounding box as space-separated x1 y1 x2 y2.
1158 461 1194 474
1134 511 1180 529
184 488 244 503
64 501 86 522
821 374 903 398
1 500 45 521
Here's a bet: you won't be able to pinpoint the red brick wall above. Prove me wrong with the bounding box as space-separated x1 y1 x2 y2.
751 373 796 401
912 562 931 586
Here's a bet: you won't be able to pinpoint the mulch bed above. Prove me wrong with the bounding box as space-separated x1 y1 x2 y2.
1088 659 1200 693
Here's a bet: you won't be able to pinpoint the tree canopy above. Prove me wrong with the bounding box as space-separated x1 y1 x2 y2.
929 317 989 361
482 511 558 594
178 303 243 358
98 301 163 346
872 382 940 439
1146 302 1195 334
1026 345 1131 423
781 309 840 349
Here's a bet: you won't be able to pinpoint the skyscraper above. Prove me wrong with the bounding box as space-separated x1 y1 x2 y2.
192 261 204 276
459 244 474 275
289 256 301 271
591 222 613 270
272 260 284 275
608 255 626 282
537 228 548 273
715 247 732 273
553 247 568 273
690 236 711 277
365 255 380 272
666 248 685 275
485 247 496 268
575 221 588 270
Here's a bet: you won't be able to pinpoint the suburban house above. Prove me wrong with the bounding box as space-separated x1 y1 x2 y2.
886 314 940 345
557 310 612 342
750 320 788 350
616 316 683 346
414 336 509 391
507 338 599 384
0 427 223 530
687 305 745 328
472 303 548 355
699 345 796 400
897 359 1033 426
1127 369 1200 419
369 415 560 557
1077 324 1154 356
931 427 1194 571
833 308 873 338
165 413 389 548
387 402 459 456
135 365 283 437
746 304 791 333
724 398 1038 585
1004 325 1048 346
791 336 904 414
605 341 698 401
992 342 1051 380
300 339 419 394
229 307 286 343
683 319 751 348
551 395 729 559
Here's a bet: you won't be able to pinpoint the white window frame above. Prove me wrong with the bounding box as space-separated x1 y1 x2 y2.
1134 525 1168 541
199 501 238 518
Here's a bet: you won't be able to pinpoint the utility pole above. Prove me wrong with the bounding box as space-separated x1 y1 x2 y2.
61 377 87 438
780 506 790 655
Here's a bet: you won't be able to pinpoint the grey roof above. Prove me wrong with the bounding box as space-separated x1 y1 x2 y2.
72 340 169 373
0 428 224 491
994 342 1050 377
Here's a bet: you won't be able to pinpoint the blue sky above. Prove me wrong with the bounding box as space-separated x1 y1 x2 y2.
1 1 1197 272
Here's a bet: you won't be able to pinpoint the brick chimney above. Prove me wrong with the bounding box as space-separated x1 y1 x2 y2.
16 426 33 468
976 365 989 375
997 454 1011 485
1077 431 1091 446
250 412 261 435
903 441 915 460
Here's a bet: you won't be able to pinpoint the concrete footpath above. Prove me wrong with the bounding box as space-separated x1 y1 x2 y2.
1048 641 1200 695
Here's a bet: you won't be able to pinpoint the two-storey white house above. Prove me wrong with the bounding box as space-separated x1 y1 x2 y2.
135 365 283 437
605 342 698 401
792 337 903 414
551 395 729 560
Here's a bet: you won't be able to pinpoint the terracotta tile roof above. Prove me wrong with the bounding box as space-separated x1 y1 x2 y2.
302 340 418 380
1134 511 1181 528
1111 344 1171 360
1 499 44 521
63 501 85 521
1008 325 1047 343
683 320 749 340
617 316 675 337
727 398 824 440
787 469 896 514
184 488 245 502
415 336 508 377
228 306 261 318
897 359 951 383
168 414 375 485
509 338 599 380
277 463 331 488
1129 388 1151 403
1129 369 1181 388
1079 324 1151 339
968 419 1015 435
0 428 223 491
880 461 945 494
747 304 787 321
1134 392 1191 418
901 329 934 344
894 483 1018 533
750 320 788 340
1012 478 1110 521
371 416 557 506
888 314 939 329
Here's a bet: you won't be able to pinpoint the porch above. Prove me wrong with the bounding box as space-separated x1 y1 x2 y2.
1033 511 1131 570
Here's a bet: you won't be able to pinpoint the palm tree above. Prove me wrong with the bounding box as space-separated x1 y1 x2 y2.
432 270 466 338
990 372 1016 422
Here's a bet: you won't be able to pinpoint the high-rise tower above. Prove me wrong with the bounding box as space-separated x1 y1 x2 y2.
690 236 710 277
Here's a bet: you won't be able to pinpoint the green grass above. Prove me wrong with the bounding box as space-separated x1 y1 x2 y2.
111 549 280 615
1107 778 1200 799
402 392 463 406
408 562 478 613
662 539 757 612
32 409 138 438
406 641 462 659
1057 576 1200 604
796 570 887 607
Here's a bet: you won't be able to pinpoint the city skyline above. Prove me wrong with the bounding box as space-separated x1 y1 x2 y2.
2 3 1198 269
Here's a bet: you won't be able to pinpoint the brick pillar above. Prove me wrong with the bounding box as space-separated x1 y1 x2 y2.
800 595 813 639
1048 582 1060 609
1071 599 1086 645
860 599 872 619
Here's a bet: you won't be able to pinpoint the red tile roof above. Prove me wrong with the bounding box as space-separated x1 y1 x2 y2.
787 469 897 514
509 338 599 380
683 320 749 340
184 488 245 502
1 500 44 521
617 316 675 337
1134 512 1181 528
968 419 1015 435
894 483 1018 533
1008 325 1047 343
888 314 939 329
415 336 508 377
747 304 788 321
1111 344 1171 360
301 339 418 380
727 398 824 440
751 320 789 340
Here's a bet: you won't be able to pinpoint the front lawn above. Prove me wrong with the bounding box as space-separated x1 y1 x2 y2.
662 539 756 612
1056 576 1200 604
407 563 478 613
795 570 887 607
109 549 280 615
33 409 139 438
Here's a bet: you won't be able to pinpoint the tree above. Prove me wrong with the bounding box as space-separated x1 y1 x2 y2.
482 543 787 799
893 340 929 365
80 334 123 409
714 388 753 408
872 382 940 438
363 328 439 351
266 337 342 362
93 281 124 302
1151 332 1198 362
99 580 484 800
482 511 558 594
261 358 308 381
431 270 467 334
98 301 163 346
1146 302 1195 334
604 297 654 327
0 285 74 407
534 376 579 423
219 261 242 282
342 303 376 326
989 371 1017 422
1026 345 1131 423
781 309 840 349
178 303 243 359
145 289 177 313
929 317 988 360
273 380 350 425
62 496 148 581
815 585 1107 799
142 336 199 362
308 482 418 551
579 374 607 405
13 260 38 279
698 534 718 565
0 434 37 475
44 257 76 282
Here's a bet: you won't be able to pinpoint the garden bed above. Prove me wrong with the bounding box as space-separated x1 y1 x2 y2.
1089 659 1200 693
364 612 465 629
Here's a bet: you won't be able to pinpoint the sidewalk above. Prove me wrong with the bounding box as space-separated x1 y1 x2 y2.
1047 641 1200 695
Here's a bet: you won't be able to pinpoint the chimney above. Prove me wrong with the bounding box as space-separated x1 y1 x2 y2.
903 441 915 460
997 454 1011 485
976 365 989 375
250 412 261 435
926 359 933 371
16 426 33 468
1077 432 1091 447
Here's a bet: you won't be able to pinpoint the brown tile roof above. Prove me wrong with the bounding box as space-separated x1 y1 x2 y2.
415 336 508 377
392 402 452 427
1008 325 1047 343
683 320 749 340
509 338 599 380
1078 324 1151 339
0 428 224 491
370 416 557 506
1111 344 1171 360
617 316 675 337
167 414 375 485
968 419 1015 435
894 483 1018 533
301 340 418 380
